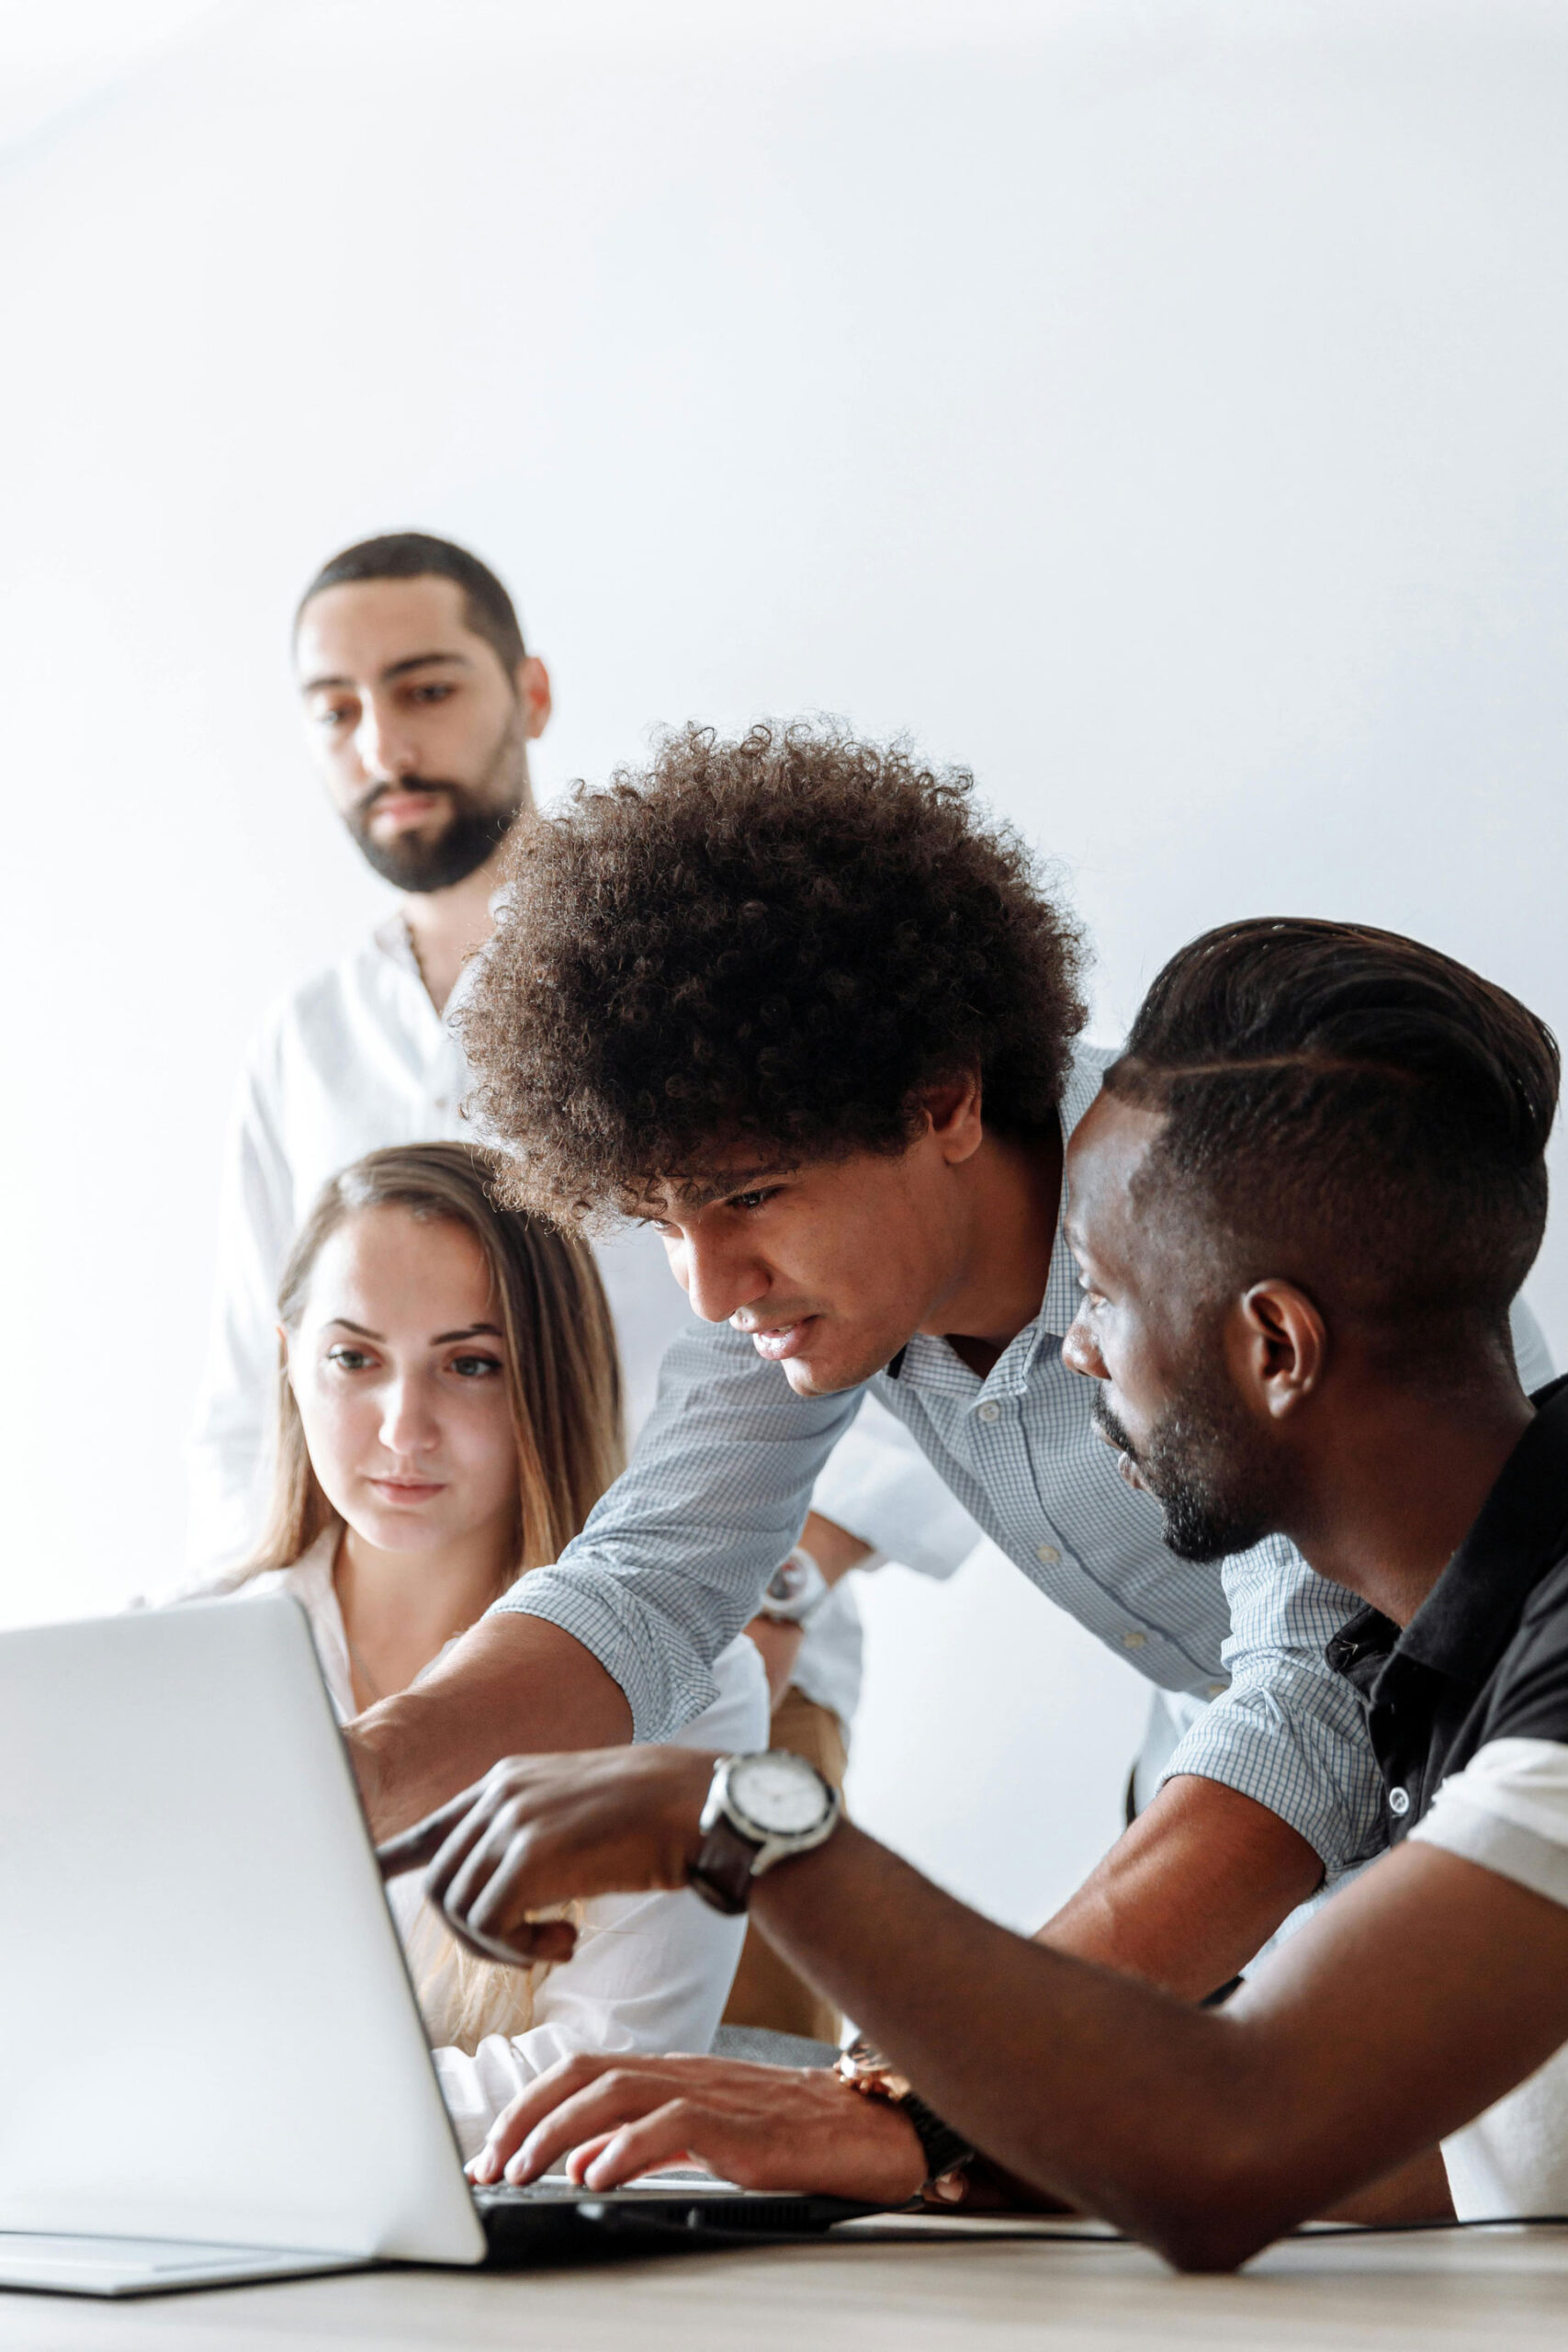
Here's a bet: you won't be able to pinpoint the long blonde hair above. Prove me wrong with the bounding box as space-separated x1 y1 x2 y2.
241 1142 626 2049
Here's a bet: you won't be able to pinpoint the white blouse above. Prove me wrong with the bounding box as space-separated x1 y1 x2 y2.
219 1534 767 2157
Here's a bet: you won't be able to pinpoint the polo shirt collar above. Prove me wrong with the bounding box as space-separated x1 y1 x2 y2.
1327 1374 1568 1693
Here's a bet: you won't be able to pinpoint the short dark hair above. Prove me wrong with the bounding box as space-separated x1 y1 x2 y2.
1106 917 1559 1369
462 721 1089 1216
296 531 526 673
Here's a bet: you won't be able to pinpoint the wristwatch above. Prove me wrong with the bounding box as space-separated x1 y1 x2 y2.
756 1545 830 1626
687 1750 842 1915
837 2038 976 2192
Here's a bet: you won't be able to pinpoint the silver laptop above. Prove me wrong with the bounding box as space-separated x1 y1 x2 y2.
0 1598 866 2297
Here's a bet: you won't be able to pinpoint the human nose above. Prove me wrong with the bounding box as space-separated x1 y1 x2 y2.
378 1372 441 1456
355 690 420 783
677 1228 769 1327
1060 1308 1108 1383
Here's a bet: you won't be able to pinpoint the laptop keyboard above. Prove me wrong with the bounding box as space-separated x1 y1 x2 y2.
476 2168 741 2207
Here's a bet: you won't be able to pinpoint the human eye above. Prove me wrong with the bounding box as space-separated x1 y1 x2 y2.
729 1187 783 1214
410 682 456 705
325 1343 374 1372
449 1352 504 1380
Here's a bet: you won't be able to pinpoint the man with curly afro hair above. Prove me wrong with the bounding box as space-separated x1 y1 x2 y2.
352 723 1558 2072
383 917 1568 2261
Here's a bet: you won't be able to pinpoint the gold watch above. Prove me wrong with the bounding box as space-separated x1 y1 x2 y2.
836 2038 976 2191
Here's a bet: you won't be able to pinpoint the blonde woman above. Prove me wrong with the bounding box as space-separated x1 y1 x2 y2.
200 1142 766 2158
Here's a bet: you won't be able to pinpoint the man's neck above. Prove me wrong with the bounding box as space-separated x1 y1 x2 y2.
400 849 509 1013
1284 1374 1536 1627
931 1124 1065 1381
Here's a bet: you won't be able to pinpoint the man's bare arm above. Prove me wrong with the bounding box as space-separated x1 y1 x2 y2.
751 1827 1568 2267
347 1615 631 1839
386 1747 1568 2263
1036 1773 1324 1999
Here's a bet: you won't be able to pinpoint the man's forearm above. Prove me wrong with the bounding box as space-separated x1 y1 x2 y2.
750 1818 1276 2264
1034 1773 1325 2000
347 1614 632 1839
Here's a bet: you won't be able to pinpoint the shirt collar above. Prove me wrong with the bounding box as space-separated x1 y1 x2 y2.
888 1042 1111 1394
1327 1374 1568 1692
372 910 490 1020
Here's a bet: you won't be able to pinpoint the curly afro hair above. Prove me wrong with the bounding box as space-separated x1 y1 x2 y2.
462 722 1089 1217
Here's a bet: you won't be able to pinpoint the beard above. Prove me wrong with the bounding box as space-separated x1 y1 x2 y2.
347 706 529 893
348 776 525 893
1092 1374 1279 1566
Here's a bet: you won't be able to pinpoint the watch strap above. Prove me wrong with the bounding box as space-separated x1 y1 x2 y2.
838 2040 976 2188
688 1815 761 1916
898 2092 976 2187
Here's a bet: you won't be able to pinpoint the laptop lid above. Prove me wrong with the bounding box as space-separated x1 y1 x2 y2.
0 1597 485 2267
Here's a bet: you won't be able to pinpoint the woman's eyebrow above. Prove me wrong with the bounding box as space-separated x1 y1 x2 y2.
432 1322 504 1344
327 1317 383 1340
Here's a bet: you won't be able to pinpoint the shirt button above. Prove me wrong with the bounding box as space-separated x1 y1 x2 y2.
1121 1629 1147 1649
977 1402 1000 1423
1206 1682 1227 1701
1035 1543 1061 1566
1388 1785 1411 1817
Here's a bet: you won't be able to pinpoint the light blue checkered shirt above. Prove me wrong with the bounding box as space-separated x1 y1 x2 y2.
495 1046 1418 1874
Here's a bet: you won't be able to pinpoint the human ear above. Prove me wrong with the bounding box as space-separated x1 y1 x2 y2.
925 1072 986 1166
515 655 552 739
1234 1282 1327 1419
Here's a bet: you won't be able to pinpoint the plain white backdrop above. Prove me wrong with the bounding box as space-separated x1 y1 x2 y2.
4 0 1566 1929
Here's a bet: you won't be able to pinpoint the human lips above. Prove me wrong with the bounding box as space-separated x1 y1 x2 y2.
732 1315 818 1363
368 788 446 831
367 1476 446 1505
1091 1398 1148 1491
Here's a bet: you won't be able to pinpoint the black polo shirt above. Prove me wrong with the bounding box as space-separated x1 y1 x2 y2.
1325 1377 1568 1839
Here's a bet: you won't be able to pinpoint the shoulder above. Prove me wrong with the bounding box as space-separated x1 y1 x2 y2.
243 928 398 1069
1510 1553 1568 1663
200 1535 337 1620
182 1564 291 1605
1482 1553 1568 1742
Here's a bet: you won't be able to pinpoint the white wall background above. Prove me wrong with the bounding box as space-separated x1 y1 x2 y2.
4 0 1566 1931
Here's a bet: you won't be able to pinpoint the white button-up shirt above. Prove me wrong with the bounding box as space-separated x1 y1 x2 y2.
187 913 965 1728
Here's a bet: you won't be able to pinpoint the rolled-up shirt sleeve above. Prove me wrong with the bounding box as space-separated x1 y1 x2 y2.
1157 1534 1386 1876
489 1319 864 1740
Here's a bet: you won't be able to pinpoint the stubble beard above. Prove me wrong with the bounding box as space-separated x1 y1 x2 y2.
1092 1378 1279 1565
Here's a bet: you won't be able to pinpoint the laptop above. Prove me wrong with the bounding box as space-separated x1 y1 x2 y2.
0 1597 871 2296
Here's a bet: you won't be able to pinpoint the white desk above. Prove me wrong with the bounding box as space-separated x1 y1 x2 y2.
0 2222 1562 2350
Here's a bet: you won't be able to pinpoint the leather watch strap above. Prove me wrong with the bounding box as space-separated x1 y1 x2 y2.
898 2092 976 2187
688 1815 762 1915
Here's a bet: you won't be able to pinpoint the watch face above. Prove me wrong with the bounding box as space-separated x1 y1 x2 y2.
728 1751 833 1838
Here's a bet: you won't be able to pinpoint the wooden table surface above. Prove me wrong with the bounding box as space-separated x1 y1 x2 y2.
0 2222 1563 2351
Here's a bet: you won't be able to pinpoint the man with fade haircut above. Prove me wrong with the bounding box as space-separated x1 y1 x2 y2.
349 725 1542 2030
385 919 1568 2265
